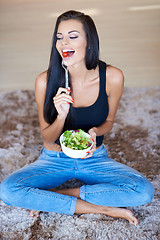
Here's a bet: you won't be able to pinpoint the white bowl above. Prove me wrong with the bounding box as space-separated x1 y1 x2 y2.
60 131 93 158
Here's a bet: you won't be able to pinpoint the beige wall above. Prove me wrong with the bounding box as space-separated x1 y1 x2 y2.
0 0 160 90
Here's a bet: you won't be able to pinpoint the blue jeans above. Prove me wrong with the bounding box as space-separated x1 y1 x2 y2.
0 145 154 215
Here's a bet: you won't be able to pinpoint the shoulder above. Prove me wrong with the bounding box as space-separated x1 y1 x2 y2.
106 65 124 96
35 70 48 104
35 71 48 89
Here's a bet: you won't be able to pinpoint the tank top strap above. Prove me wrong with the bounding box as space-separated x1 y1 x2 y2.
99 60 107 94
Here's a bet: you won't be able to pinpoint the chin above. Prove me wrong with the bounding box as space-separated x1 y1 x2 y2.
72 59 86 67
63 57 85 68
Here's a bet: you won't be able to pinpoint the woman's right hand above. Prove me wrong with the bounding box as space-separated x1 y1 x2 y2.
53 87 74 119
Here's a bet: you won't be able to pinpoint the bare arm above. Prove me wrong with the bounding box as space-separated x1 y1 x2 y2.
35 72 72 144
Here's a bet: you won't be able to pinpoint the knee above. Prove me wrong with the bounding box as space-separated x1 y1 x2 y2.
138 179 154 205
0 174 19 205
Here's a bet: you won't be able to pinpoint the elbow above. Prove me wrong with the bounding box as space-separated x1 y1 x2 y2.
109 124 113 132
40 130 52 144
106 120 114 132
41 134 55 144
41 129 58 144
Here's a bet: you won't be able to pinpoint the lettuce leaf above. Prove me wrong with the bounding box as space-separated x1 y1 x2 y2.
62 129 92 150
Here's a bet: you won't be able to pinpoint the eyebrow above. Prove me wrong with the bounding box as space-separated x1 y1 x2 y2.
57 30 80 35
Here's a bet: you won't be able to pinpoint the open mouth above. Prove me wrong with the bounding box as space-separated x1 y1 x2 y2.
62 49 75 58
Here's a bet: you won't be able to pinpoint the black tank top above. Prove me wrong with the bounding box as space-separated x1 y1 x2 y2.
72 60 109 147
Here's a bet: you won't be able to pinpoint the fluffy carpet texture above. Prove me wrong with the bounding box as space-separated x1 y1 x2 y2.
0 87 160 240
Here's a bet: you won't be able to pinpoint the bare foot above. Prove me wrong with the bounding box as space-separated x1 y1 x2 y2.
103 207 138 226
29 210 40 220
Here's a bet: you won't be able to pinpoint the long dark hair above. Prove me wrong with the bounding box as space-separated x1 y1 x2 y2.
44 10 100 130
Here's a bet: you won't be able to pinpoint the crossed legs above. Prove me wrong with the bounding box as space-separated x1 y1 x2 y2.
30 187 138 225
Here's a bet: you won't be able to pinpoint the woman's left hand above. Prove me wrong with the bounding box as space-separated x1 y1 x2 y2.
83 128 97 158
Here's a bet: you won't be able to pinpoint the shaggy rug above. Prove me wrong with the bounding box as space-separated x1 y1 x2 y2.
0 87 160 240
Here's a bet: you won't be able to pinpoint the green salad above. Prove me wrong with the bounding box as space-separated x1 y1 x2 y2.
62 129 92 150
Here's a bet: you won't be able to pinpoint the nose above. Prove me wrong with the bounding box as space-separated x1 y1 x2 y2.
61 36 69 45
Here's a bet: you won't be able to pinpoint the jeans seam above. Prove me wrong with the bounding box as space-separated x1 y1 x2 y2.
16 168 75 187
84 189 134 194
79 170 137 190
29 188 75 202
79 170 137 191
74 159 78 178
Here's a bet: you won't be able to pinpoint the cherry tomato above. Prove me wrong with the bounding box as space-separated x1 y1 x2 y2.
62 52 69 58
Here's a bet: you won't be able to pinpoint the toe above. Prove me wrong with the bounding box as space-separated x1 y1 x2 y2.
129 216 138 226
127 210 138 226
29 210 40 219
29 210 34 217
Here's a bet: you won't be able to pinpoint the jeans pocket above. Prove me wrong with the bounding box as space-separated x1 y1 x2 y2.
93 144 108 157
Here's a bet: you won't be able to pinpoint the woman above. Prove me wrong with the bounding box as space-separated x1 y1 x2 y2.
0 10 154 225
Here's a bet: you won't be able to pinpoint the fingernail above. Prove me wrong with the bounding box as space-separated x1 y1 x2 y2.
67 89 71 92
92 139 94 142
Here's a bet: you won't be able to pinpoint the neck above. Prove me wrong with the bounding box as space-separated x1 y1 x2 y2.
68 61 87 82
68 62 98 86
